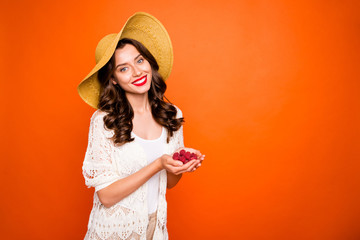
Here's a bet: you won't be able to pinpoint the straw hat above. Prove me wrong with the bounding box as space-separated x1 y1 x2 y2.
77 12 173 109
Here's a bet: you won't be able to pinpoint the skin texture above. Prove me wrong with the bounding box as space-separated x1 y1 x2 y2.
111 44 153 98
97 44 205 208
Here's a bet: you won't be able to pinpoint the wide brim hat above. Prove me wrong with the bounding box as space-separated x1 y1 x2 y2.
77 12 173 109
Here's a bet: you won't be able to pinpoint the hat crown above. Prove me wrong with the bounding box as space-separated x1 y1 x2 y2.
95 33 117 63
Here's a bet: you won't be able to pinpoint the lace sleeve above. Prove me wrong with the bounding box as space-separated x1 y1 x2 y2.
82 112 120 192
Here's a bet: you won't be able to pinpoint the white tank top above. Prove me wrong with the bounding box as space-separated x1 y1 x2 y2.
131 126 166 214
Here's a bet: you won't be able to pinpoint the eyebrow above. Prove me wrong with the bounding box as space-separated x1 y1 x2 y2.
115 54 142 69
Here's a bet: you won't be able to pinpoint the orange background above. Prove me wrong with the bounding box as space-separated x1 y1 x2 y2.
1 0 360 239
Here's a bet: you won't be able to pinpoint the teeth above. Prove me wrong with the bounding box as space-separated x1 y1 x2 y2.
133 76 146 84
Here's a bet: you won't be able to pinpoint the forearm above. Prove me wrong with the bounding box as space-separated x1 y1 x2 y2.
167 171 182 189
97 158 163 208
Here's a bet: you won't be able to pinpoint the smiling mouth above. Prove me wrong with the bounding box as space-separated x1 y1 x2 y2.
132 75 147 86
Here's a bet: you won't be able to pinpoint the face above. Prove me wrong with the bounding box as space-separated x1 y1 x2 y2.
111 44 152 95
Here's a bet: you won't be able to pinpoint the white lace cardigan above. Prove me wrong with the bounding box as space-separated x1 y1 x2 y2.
82 106 184 240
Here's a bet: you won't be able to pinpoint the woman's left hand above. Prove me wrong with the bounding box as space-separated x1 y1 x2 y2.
175 147 205 173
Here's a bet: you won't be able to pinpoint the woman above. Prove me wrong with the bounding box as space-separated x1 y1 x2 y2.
77 12 205 240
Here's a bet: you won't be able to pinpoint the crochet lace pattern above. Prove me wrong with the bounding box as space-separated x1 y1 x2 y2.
82 106 184 240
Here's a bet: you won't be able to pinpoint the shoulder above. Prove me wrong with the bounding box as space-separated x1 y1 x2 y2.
88 110 114 136
90 109 107 123
172 104 183 118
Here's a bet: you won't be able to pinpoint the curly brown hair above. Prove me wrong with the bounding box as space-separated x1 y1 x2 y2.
97 38 184 146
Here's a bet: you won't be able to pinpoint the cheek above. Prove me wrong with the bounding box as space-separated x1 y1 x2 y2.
115 73 132 84
142 62 152 72
147 71 153 84
144 64 153 81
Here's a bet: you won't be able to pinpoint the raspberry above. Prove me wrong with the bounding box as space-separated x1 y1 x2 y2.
180 150 186 156
172 152 179 160
172 150 198 163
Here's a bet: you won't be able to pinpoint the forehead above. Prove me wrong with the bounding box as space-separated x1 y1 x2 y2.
114 44 140 65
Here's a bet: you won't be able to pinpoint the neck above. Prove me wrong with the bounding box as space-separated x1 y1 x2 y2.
125 92 151 114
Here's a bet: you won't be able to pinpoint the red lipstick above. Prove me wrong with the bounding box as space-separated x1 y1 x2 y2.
132 75 147 86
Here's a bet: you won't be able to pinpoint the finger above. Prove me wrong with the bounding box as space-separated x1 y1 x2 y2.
171 159 194 172
169 159 184 167
180 160 196 170
189 164 199 173
168 164 190 175
165 154 185 167
192 160 201 169
176 160 198 174
166 165 177 173
185 160 200 172
192 164 199 171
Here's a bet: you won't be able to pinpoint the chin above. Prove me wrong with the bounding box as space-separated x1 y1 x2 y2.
136 86 151 95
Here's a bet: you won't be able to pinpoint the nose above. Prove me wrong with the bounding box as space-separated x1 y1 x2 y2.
132 65 141 77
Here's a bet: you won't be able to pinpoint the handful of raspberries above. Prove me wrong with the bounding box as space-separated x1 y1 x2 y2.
172 149 198 164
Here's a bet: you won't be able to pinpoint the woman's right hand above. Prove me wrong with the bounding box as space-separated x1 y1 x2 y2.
158 154 201 175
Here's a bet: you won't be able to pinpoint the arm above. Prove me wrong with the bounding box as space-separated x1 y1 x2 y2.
82 112 164 208
82 111 201 208
166 105 185 189
98 155 198 207
97 158 162 208
167 172 182 189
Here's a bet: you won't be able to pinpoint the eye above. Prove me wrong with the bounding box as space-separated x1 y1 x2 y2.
119 67 128 72
137 58 144 64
